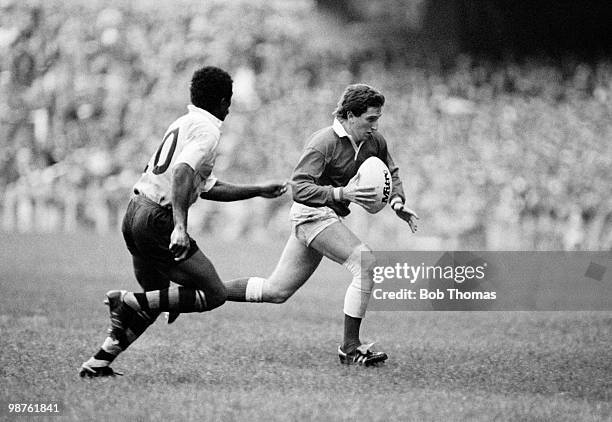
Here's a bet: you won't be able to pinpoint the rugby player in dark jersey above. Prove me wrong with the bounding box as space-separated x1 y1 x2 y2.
225 84 419 366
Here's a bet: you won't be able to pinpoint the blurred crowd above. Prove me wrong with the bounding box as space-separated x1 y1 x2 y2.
1 0 611 250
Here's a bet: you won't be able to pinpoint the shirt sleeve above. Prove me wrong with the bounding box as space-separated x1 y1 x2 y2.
174 126 217 173
199 171 217 193
291 147 335 207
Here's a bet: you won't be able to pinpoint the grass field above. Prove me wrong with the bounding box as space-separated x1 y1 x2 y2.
0 232 610 421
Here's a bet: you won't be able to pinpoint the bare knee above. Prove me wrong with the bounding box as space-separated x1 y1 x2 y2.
265 286 294 304
343 244 377 277
361 248 377 274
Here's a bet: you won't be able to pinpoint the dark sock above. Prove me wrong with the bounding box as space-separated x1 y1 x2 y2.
343 314 362 353
225 277 249 302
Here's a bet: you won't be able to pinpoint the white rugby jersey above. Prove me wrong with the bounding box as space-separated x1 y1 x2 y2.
133 105 220 207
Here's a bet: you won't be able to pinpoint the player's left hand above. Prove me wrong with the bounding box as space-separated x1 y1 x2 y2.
394 204 420 233
259 181 288 198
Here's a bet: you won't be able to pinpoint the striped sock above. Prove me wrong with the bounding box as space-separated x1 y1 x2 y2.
125 286 207 313
86 309 160 367
85 337 123 368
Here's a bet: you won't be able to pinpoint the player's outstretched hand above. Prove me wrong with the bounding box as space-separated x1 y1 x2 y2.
169 226 191 261
259 181 288 198
394 205 420 233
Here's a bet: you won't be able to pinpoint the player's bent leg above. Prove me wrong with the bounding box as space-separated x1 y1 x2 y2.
264 234 323 303
132 255 172 293
110 256 168 336
162 250 227 323
309 221 362 264
80 257 169 378
225 235 322 303
341 244 376 319
130 255 178 323
120 249 227 318
309 222 376 318
168 249 227 310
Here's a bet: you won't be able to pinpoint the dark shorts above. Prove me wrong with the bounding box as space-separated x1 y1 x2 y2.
121 194 199 273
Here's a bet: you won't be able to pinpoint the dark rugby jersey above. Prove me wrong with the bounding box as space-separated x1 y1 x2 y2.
291 119 405 217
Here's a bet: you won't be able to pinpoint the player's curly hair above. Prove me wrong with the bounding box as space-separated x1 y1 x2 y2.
190 66 233 111
333 84 385 119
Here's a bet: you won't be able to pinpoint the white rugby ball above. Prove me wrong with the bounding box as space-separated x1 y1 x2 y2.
350 156 392 214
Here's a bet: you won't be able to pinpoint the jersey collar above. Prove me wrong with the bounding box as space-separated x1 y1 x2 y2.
188 104 223 129
332 118 363 160
332 118 350 138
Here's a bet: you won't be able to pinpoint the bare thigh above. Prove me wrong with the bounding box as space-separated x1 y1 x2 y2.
264 234 324 301
309 221 363 264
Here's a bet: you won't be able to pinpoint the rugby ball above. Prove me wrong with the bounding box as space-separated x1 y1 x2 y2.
350 156 392 214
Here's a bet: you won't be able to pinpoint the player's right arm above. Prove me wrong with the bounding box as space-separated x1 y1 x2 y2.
200 180 287 201
170 163 194 261
291 146 375 208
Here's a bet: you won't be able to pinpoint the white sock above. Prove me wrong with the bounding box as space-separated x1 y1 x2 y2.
245 277 265 302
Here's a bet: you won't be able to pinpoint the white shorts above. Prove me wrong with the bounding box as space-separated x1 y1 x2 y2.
290 202 340 246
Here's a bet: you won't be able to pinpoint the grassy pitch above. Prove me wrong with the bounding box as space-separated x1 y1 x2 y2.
0 232 610 421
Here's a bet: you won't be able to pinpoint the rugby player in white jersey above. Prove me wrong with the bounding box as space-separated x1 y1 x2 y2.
224 84 419 366
79 66 287 377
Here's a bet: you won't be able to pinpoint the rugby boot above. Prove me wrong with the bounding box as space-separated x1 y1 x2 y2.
79 362 123 377
338 342 388 366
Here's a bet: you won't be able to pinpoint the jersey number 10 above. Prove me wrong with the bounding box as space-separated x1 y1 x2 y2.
145 128 179 175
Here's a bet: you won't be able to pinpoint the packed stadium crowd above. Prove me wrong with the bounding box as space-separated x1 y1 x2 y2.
1 0 611 250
